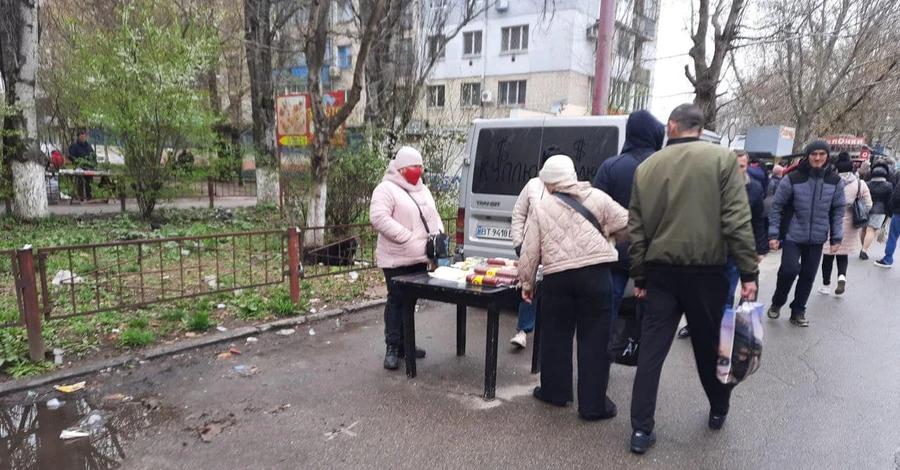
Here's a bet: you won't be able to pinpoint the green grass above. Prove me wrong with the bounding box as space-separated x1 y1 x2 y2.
159 309 186 322
185 311 211 331
236 292 266 320
127 316 150 329
118 328 156 348
268 291 299 318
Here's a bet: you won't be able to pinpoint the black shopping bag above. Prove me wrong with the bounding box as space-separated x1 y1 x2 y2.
608 296 641 366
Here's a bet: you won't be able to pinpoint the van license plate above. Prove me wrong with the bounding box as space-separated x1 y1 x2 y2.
476 226 512 240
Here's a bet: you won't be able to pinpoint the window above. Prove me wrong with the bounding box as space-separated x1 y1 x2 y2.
463 31 483 56
338 0 354 22
337 46 352 69
615 30 634 57
427 35 446 60
461 83 482 106
501 25 529 52
609 78 630 111
498 80 526 106
427 85 445 108
633 84 650 110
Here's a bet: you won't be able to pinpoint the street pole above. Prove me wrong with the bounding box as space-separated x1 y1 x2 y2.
591 0 616 116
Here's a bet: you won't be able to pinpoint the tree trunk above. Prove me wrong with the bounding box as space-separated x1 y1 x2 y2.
304 132 330 246
243 0 278 203
1 0 48 219
255 167 280 204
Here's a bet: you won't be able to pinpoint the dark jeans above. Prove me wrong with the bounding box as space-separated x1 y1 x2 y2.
631 267 733 433
772 241 824 314
610 267 629 322
382 263 428 346
882 216 900 265
540 264 614 417
821 254 848 285
75 176 93 201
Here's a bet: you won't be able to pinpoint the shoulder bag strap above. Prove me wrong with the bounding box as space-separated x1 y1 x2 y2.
855 178 862 203
553 192 604 235
394 182 431 233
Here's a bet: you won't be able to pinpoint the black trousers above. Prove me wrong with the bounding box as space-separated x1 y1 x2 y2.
382 263 428 346
75 176 93 201
772 241 824 314
631 267 733 433
821 254 848 285
540 264 615 417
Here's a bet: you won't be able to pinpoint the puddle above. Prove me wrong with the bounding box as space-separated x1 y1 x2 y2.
0 394 170 470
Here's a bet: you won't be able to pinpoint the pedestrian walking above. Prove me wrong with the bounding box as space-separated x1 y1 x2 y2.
875 175 900 268
509 147 560 348
592 110 665 321
768 141 846 326
819 153 871 296
748 158 769 194
678 150 768 339
627 104 759 454
370 146 443 370
68 130 97 202
860 163 893 260
518 155 629 422
768 165 784 199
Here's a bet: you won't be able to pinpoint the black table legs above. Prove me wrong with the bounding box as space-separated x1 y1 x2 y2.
403 295 418 378
456 305 467 356
484 306 500 399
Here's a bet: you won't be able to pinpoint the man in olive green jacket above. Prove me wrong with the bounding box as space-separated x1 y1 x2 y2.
626 104 759 455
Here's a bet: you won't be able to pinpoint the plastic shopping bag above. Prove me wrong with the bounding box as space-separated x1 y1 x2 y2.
608 297 641 367
717 301 764 385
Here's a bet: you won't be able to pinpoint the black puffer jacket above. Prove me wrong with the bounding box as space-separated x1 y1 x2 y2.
868 177 894 216
892 181 900 216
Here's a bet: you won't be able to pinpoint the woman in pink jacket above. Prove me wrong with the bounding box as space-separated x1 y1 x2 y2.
518 155 629 421
370 147 443 370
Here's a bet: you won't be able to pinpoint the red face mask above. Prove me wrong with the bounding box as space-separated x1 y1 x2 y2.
400 167 423 185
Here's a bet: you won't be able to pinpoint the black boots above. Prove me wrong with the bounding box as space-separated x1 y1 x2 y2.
383 344 400 370
398 345 426 359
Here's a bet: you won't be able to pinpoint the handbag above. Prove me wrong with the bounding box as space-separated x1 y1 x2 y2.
608 296 641 366
852 179 869 228
400 187 449 260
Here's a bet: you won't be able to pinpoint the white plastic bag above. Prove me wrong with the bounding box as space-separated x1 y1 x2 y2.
717 302 764 385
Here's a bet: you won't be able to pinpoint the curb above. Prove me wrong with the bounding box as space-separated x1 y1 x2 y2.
0 298 387 397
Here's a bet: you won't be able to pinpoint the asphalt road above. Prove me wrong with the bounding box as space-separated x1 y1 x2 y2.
6 247 900 470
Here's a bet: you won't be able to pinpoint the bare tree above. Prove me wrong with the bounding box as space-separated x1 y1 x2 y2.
0 0 48 219
684 0 746 131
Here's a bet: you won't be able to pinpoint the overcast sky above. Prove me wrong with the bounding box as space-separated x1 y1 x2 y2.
649 0 695 122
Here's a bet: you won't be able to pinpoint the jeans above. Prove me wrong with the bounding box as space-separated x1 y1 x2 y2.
772 241 824 315
382 263 428 346
610 268 629 322
883 216 900 265
516 301 536 333
821 255 848 284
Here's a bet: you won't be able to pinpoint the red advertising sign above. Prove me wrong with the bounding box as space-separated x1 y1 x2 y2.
825 136 866 147
860 148 871 162
276 91 347 147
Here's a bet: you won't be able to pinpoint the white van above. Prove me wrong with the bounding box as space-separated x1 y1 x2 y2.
453 116 722 260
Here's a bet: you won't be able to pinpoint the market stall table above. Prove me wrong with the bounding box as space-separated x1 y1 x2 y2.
390 272 541 400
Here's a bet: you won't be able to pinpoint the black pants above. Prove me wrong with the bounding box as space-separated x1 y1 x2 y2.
76 176 93 201
631 267 733 433
821 254 848 285
382 263 427 346
772 241 824 314
540 264 615 417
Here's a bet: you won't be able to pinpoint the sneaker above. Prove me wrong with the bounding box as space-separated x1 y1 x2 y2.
398 345 427 359
630 430 657 454
835 275 846 295
767 305 781 319
818 286 831 295
383 344 400 370
677 326 690 339
510 331 527 348
708 411 727 430
860 251 869 260
789 313 809 327
875 259 893 268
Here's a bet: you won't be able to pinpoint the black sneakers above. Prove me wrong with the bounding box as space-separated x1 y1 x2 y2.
767 305 781 319
859 251 869 260
630 430 657 454
708 412 727 430
677 326 691 339
789 313 809 327
398 345 426 359
383 344 400 370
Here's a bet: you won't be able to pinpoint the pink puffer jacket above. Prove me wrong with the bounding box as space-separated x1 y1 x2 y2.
518 181 629 291
370 160 443 269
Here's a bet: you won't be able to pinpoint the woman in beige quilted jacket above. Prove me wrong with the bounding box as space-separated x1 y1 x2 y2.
518 155 629 420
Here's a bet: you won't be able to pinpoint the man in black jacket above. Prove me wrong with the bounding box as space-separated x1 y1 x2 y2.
68 131 97 201
875 178 900 268
592 110 664 320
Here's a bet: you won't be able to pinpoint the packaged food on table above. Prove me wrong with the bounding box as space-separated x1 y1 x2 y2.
473 266 519 278
487 258 518 267
465 274 518 286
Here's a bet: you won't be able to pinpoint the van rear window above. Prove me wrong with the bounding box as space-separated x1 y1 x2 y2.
541 126 620 183
472 127 543 196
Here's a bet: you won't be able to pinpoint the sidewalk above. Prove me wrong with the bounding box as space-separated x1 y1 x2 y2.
2 197 258 216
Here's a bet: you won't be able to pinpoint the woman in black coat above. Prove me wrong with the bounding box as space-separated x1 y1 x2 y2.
861 163 895 259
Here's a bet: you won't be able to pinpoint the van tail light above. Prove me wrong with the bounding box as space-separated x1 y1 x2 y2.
456 207 465 246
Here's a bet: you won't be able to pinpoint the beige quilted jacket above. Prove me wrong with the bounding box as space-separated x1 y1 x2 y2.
518 181 629 292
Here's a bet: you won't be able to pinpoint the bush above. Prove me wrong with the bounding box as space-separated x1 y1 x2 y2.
268 291 298 318
326 127 387 227
160 309 186 322
118 328 156 348
186 311 211 331
127 317 150 329
236 293 266 320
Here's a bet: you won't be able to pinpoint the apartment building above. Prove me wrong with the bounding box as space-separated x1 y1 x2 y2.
422 0 659 127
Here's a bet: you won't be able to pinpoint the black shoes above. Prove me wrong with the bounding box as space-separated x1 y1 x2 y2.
708 412 727 430
630 430 657 454
398 345 426 359
578 396 618 421
532 386 571 407
789 313 809 327
383 344 400 370
767 305 781 319
677 326 690 339
859 251 869 260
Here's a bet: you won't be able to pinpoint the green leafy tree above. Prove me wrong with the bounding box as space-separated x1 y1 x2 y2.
62 0 219 218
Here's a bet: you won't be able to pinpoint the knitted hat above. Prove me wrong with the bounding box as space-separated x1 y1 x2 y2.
835 153 854 173
872 165 890 178
540 155 577 185
804 140 831 157
394 146 423 169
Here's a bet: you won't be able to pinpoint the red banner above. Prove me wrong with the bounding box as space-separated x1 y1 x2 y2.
276 91 347 147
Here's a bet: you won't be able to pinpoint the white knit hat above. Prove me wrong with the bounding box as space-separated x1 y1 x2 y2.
394 146 423 169
540 155 577 185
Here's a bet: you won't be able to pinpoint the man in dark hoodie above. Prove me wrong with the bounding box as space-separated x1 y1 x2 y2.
592 110 665 320
68 131 97 201
768 140 845 327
